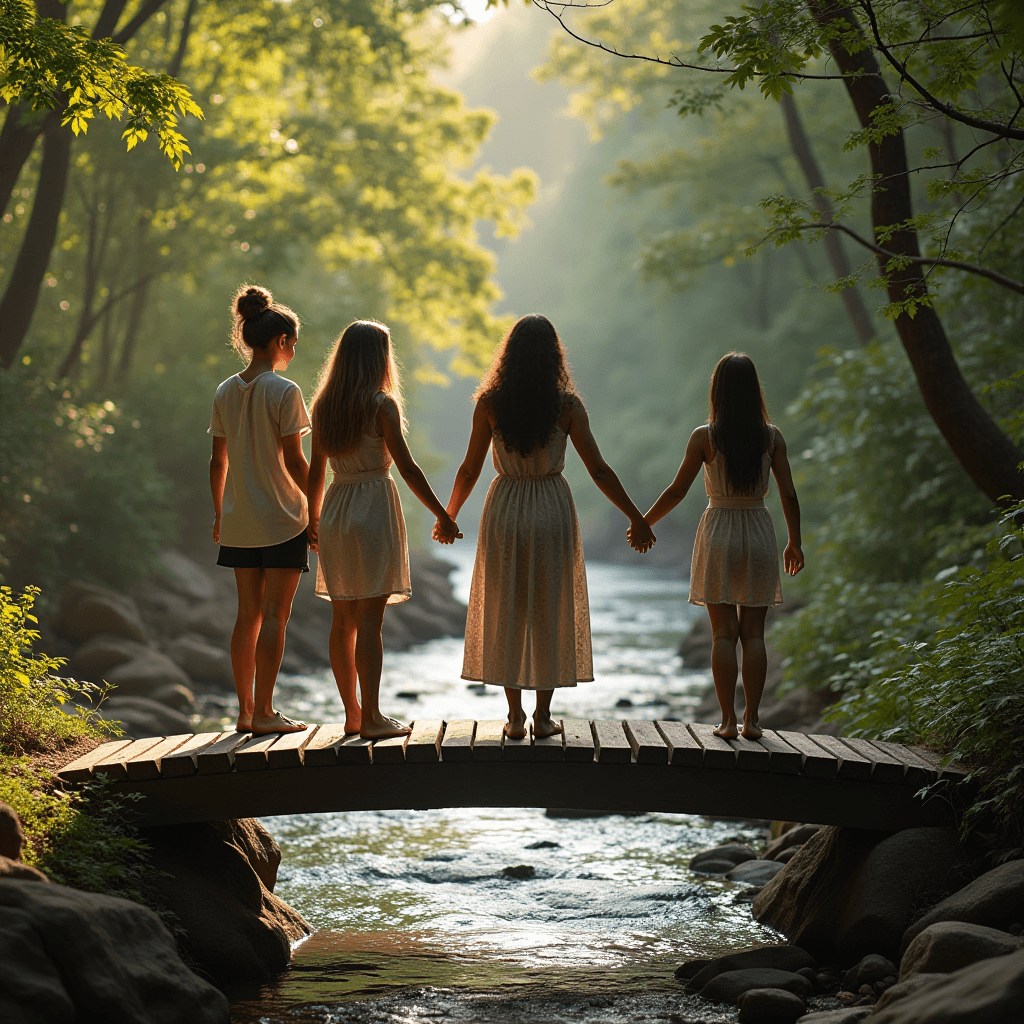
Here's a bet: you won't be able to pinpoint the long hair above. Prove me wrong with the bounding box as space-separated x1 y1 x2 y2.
231 284 299 360
708 352 771 495
309 319 404 457
474 314 577 456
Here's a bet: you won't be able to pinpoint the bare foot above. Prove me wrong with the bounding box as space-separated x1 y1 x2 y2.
533 715 563 739
345 710 362 735
713 721 739 740
235 717 252 733
505 710 528 740
360 715 410 740
741 720 763 740
251 711 307 735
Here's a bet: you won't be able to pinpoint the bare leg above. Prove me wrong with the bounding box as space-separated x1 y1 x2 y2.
330 600 362 733
738 605 769 739
533 689 562 738
706 603 740 739
504 688 527 739
353 596 407 739
231 567 266 731
251 568 305 733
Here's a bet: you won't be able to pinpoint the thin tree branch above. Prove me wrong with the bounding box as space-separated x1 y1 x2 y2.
112 0 170 45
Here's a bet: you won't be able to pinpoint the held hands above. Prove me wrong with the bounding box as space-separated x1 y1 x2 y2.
307 521 319 554
431 512 462 545
784 542 804 575
627 518 656 554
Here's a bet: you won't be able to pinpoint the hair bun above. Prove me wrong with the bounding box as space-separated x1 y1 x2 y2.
235 285 272 320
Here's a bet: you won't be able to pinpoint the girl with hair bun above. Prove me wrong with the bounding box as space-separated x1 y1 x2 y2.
209 284 311 736
307 319 459 739
643 352 804 740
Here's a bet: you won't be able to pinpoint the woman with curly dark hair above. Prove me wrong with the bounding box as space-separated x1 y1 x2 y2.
436 314 654 739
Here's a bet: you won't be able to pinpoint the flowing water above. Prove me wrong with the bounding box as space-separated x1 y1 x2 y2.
230 550 780 1023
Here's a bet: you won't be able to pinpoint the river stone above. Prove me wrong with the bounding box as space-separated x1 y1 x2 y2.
147 682 196 714
686 945 817 993
900 921 1024 979
775 845 802 864
871 948 1024 1023
753 826 883 959
0 878 230 1024
56 582 148 644
842 954 897 993
900 859 1024 955
184 599 237 644
166 634 234 688
690 844 758 871
0 855 48 882
873 973 948 1013
796 1010 872 1023
71 634 153 680
0 802 24 859
156 550 217 602
700 967 813 1005
392 601 457 642
738 987 806 1022
105 651 191 694
835 827 968 962
141 820 311 983
764 825 821 861
674 957 713 981
691 858 737 874
98 696 192 738
727 860 786 885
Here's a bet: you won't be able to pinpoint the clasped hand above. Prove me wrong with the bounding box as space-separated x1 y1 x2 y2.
627 519 656 554
431 513 462 545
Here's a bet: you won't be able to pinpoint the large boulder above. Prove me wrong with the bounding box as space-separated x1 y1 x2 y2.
98 696 192 738
105 651 192 695
870 948 1024 1023
148 683 196 715
71 634 153 680
796 1011 872 1024
155 550 217 602
738 988 806 1022
0 879 229 1024
141 819 311 984
686 946 816 993
166 634 234 688
700 968 813 1005
901 859 1024 954
0 856 48 882
210 818 282 892
55 581 148 644
900 921 1024 979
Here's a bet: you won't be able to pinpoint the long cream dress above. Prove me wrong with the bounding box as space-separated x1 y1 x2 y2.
462 423 593 689
689 426 783 608
315 393 411 604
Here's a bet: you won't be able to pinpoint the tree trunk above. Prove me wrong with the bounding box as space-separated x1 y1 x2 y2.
0 106 55 217
778 91 875 345
116 277 150 382
808 1 1024 504
0 120 71 369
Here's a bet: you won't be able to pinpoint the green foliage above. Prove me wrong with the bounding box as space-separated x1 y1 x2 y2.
0 0 202 166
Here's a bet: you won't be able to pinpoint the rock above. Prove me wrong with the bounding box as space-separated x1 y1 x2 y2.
870 949 1024 1023
727 860 787 885
382 612 416 651
70 634 153 680
0 802 24 859
55 582 148 644
900 921 1024 979
700 968 814 1005
99 696 192 738
872 972 948 1012
211 819 282 892
105 651 192 696
674 957 713 981
901 859 1024 955
185 599 237 644
148 683 196 714
758 689 809 731
842 954 897 993
0 878 229 1023
764 824 821 861
155 550 217 602
691 858 738 874
284 620 330 666
0 855 48 882
141 820 311 983
392 602 457 642
796 1010 872 1023
775 845 802 864
502 864 536 879
738 987 806 1022
686 945 816 994
690 844 758 871
166 634 234 688
796 966 818 989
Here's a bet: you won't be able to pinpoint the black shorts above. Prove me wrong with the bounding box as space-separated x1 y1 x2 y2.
217 530 310 571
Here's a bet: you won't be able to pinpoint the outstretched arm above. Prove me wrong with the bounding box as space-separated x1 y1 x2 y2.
770 429 804 576
568 397 655 553
437 400 492 540
379 397 461 541
644 427 707 527
306 437 328 554
210 436 228 543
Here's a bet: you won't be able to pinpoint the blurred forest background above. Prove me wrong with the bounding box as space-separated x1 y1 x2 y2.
2 1 1023 836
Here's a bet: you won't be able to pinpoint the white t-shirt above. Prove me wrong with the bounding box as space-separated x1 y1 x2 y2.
209 372 311 547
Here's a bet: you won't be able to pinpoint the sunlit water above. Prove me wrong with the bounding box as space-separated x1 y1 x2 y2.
230 550 780 1022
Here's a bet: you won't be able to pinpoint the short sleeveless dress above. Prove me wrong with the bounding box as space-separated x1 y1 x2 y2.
689 426 783 608
315 393 411 604
462 418 593 689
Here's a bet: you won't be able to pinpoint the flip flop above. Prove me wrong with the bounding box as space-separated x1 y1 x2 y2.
251 711 307 735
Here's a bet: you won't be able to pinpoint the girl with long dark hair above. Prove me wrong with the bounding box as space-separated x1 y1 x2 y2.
644 352 803 740
437 314 654 739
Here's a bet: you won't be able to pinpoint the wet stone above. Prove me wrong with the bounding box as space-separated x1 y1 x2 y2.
501 865 535 880
737 987 806 1022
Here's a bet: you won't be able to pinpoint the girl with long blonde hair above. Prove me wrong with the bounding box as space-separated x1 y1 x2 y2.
307 320 459 738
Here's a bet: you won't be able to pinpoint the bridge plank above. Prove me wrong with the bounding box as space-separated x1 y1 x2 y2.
688 723 736 770
532 725 564 763
777 731 838 779
810 734 872 781
160 733 226 778
562 719 595 763
338 735 373 765
125 735 193 781
839 737 905 784
91 737 166 781
472 720 504 762
593 720 632 764
58 739 135 782
441 720 475 763
869 740 938 790
655 721 703 767
266 726 317 769
728 735 770 772
625 721 668 765
302 725 349 767
757 730 802 775
371 733 409 764
406 720 444 763
198 732 252 775
234 732 282 772
503 729 532 762
907 745 970 783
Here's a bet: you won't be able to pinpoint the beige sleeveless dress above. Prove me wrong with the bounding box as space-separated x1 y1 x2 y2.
314 393 411 604
462 422 593 689
689 426 783 608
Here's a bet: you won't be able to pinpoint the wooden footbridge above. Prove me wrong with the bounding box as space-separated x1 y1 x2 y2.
57 719 967 830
